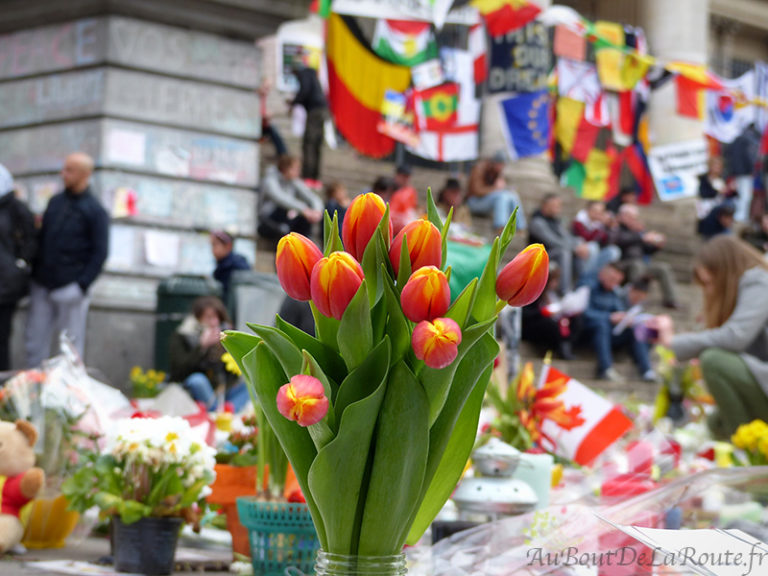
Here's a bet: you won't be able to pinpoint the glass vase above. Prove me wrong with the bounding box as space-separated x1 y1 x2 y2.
314 551 407 576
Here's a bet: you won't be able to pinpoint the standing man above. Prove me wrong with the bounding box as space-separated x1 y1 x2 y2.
289 52 328 181
26 153 109 366
0 164 36 371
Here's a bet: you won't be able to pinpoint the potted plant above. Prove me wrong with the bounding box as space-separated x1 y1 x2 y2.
223 192 549 576
62 416 217 575
207 415 260 558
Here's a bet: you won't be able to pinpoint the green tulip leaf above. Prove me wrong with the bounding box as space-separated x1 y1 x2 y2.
361 228 391 306
311 302 341 352
396 235 412 290
221 331 262 374
499 207 518 256
440 207 453 270
419 316 496 426
247 324 303 379
307 344 390 554
241 342 326 548
382 271 411 365
406 361 493 545
359 361 429 556
324 211 344 256
334 338 391 424
301 350 337 433
371 293 388 344
472 236 500 322
337 283 373 372
275 315 347 388
426 187 444 232
445 278 477 329
407 332 498 544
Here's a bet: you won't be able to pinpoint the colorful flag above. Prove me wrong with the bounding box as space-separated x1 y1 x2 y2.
408 49 480 162
499 90 550 159
414 83 459 130
557 59 601 103
468 24 488 84
553 24 585 61
676 75 707 119
620 52 654 91
309 0 331 18
377 90 419 148
666 61 724 90
623 144 654 205
607 90 635 146
327 14 411 158
373 19 438 67
472 0 543 37
538 366 633 466
705 70 755 144
756 62 768 132
570 115 600 162
555 97 585 156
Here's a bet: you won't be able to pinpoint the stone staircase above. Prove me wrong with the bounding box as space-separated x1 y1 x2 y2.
256 116 704 406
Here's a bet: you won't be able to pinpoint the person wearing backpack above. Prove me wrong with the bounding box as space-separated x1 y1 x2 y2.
0 164 36 371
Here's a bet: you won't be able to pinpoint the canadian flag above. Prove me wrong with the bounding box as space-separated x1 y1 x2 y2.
538 365 633 466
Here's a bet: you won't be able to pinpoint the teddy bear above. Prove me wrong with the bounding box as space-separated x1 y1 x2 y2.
0 420 45 554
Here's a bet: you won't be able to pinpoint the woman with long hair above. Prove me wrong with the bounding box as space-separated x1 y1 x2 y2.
657 236 768 437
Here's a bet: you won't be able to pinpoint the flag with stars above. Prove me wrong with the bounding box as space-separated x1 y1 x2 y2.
499 90 551 160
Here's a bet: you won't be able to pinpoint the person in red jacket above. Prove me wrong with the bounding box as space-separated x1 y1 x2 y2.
572 200 613 246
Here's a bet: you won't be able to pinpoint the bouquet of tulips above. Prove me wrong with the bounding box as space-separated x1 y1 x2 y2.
222 191 548 557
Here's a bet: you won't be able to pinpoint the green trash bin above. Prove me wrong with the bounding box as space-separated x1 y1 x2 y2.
154 275 222 374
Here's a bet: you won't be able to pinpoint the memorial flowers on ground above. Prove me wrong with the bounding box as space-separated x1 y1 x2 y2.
222 191 548 557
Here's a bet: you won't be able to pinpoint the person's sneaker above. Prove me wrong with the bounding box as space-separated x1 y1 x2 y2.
597 367 625 383
642 370 658 383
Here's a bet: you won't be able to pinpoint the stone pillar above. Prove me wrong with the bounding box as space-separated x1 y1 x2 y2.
640 0 710 146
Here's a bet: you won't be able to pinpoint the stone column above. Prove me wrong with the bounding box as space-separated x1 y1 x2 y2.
640 0 710 146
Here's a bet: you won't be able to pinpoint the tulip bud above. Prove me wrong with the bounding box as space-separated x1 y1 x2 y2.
412 318 462 369
496 244 549 307
400 266 450 323
342 193 392 261
277 375 329 427
310 251 365 320
389 219 442 276
275 233 323 301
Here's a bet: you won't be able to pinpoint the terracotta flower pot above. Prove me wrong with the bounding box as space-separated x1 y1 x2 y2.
207 464 264 557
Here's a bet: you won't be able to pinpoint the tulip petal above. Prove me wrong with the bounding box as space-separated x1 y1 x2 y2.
412 317 462 369
496 244 549 307
310 251 365 320
342 193 391 261
277 375 329 427
401 266 451 323
389 219 442 276
276 233 323 301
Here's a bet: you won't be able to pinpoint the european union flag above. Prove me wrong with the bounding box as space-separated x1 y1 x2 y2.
499 90 551 160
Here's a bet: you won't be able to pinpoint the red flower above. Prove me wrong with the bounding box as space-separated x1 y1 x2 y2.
389 218 442 276
496 244 549 307
275 233 323 301
310 252 365 320
400 266 451 323
412 317 462 369
342 193 392 261
276 375 329 427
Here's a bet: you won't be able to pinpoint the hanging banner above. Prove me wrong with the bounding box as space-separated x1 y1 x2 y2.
376 90 419 147
276 18 324 93
332 0 477 28
487 20 549 94
647 140 708 202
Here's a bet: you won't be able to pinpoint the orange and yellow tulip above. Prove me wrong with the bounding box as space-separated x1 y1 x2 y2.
277 375 329 427
310 251 365 320
400 266 451 323
389 218 442 276
496 244 549 307
412 317 462 369
342 193 392 261
275 233 323 301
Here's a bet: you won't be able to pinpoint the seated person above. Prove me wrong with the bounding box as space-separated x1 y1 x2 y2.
325 181 350 225
741 213 768 253
610 203 679 309
697 155 727 223
698 202 735 240
369 176 398 204
258 155 324 239
655 236 768 438
572 200 613 246
606 187 637 216
581 263 654 382
169 296 249 412
210 230 250 304
530 193 616 293
521 264 583 360
467 152 526 235
436 177 472 231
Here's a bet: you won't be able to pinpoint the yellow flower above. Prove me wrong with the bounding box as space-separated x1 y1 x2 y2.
130 366 142 380
222 353 242 376
166 432 179 443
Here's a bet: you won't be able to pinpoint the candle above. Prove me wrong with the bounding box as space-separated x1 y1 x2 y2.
513 452 553 510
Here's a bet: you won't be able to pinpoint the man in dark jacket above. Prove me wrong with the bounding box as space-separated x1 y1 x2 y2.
290 53 328 181
210 230 250 304
582 263 654 382
0 164 36 371
25 153 109 366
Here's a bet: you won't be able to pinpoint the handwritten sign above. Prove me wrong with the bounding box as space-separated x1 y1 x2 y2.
647 140 708 202
488 21 550 94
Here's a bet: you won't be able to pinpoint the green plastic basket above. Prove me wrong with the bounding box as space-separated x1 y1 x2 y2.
236 498 319 576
